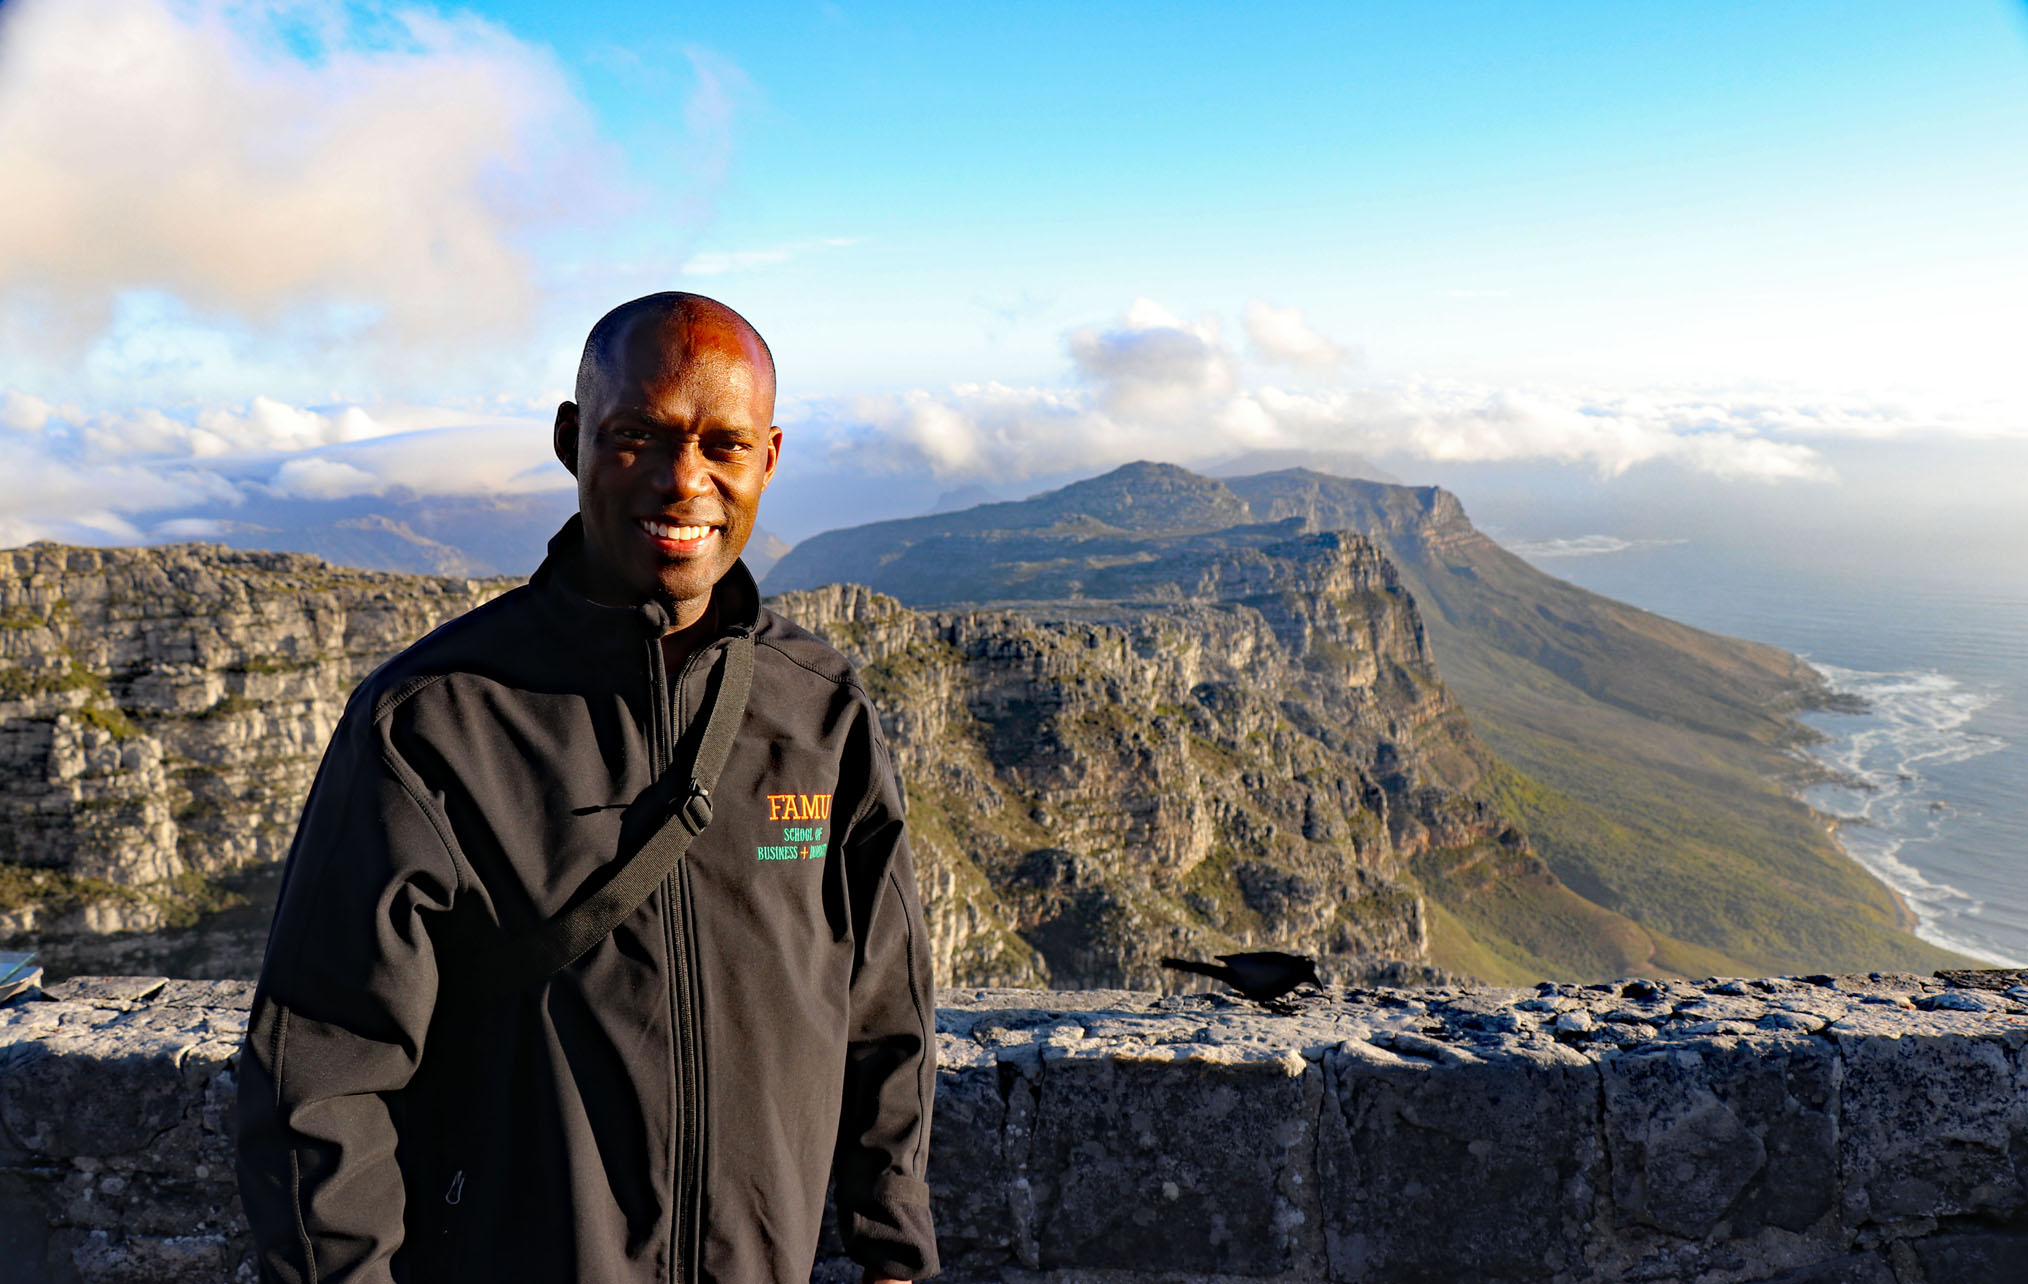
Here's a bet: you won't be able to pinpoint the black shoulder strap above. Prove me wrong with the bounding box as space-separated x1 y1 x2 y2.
464 631 755 998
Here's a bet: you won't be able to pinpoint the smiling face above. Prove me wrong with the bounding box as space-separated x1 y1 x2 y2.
554 300 781 626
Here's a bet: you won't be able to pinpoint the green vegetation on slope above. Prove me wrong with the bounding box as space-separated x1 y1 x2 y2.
1361 506 1979 976
0 863 245 926
1410 839 1659 984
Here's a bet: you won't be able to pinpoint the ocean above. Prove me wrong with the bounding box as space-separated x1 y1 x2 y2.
1497 531 2028 968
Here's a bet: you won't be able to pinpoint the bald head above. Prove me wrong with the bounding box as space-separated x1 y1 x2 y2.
555 291 783 623
575 292 777 426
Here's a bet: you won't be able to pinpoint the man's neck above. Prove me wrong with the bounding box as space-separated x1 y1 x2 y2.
658 595 720 672
562 542 722 669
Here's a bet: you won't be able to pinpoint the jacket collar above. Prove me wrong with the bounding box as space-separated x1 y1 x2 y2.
531 514 761 652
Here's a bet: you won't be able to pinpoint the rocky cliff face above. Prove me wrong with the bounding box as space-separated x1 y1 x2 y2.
0 542 508 944
766 461 1965 982
775 523 1518 990
1 528 1518 991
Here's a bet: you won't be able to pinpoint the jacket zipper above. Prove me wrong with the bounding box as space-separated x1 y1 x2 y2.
652 635 716 1284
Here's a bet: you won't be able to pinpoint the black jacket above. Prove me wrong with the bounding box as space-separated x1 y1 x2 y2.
236 520 938 1283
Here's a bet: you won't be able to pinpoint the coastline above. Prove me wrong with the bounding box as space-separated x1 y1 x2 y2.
1790 660 2018 968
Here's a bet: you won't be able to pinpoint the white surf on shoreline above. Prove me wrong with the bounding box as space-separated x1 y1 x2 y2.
1797 662 2019 967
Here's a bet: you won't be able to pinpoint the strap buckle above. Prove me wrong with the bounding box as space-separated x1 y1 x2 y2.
676 781 713 834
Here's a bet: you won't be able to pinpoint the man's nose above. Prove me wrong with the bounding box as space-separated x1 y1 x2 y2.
659 442 714 499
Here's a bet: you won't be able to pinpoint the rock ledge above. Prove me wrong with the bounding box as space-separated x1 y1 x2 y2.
3 972 2026 1282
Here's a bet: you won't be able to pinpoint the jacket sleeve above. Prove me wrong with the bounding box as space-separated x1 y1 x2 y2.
833 710 940 1279
236 699 462 1284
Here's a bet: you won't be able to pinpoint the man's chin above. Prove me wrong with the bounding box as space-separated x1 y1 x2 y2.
649 562 730 608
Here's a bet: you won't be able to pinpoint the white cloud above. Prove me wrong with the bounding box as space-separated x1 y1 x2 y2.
804 299 1848 485
78 397 399 458
1 389 56 434
0 390 566 550
150 517 233 539
0 431 241 545
12 286 2015 549
838 383 1106 478
1244 300 1353 370
270 457 386 500
1502 535 1690 558
1067 298 1236 421
0 0 604 369
296 420 568 497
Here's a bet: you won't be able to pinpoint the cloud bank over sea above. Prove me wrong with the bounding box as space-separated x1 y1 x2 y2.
6 290 2023 548
791 297 2025 491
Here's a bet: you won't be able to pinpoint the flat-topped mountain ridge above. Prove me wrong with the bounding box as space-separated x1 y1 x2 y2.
773 462 1821 744
0 543 512 973
0 524 1558 987
0 523 1626 987
771 527 1530 988
0 463 1973 983
769 462 1971 980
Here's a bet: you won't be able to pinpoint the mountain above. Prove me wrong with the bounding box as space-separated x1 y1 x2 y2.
1 533 1583 988
767 462 1972 980
0 461 1975 984
772 525 1647 989
763 462 1254 600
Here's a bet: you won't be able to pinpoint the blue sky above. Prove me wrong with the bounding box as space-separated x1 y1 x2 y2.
1 0 2025 543
524 0 2028 393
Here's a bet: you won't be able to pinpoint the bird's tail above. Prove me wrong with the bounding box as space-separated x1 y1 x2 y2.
1160 957 1225 980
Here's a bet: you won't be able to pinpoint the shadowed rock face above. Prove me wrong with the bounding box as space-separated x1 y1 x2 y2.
772 522 1520 991
4 525 1532 991
5 971 2025 1284
0 542 509 947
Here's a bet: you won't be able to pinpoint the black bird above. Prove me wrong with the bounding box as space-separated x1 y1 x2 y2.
1161 951 1323 1004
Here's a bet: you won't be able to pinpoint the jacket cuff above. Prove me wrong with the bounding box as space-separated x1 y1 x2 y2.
839 1171 939 1279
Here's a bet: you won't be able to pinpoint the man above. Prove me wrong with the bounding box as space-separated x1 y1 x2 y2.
237 294 939 1283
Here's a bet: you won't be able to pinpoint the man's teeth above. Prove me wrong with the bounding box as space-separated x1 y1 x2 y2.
639 519 713 541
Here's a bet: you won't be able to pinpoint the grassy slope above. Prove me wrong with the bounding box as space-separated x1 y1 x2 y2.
1411 839 1658 983
1383 527 1977 977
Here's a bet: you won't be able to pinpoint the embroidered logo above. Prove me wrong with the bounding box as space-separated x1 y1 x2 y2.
757 793 832 861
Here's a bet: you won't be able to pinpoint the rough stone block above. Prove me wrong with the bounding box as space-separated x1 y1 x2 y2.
1319 1035 1600 1282
1754 1250 1895 1283
1836 1023 2028 1226
1602 1035 1838 1239
11 979 2028 1283
1908 1229 2028 1284
0 1171 58 1284
1026 1042 1313 1275
65 1227 247 1284
1 1042 192 1163
927 1052 1015 1267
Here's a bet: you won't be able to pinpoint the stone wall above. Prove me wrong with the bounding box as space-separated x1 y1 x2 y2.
2 972 2025 1283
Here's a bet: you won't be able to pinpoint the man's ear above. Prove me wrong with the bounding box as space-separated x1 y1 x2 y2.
760 424 783 490
553 402 580 476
